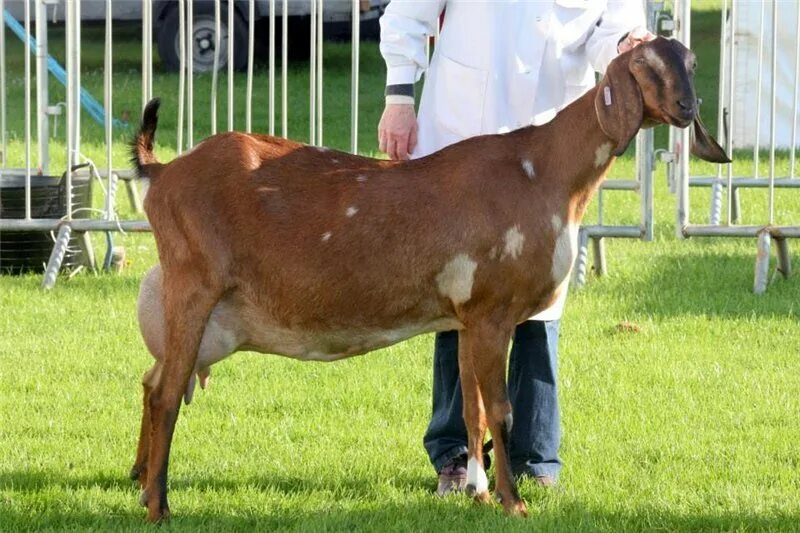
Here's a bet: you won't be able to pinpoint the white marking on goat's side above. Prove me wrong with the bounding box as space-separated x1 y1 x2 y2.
551 214 563 233
345 206 358 217
502 225 525 260
467 456 489 494
604 86 612 106
551 222 579 284
331 158 340 164
356 175 368 183
505 412 514 434
321 231 332 242
595 142 613 168
436 254 478 306
316 146 330 152
521 159 535 180
489 246 499 260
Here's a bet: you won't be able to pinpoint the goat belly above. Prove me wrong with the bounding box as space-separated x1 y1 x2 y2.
240 318 463 361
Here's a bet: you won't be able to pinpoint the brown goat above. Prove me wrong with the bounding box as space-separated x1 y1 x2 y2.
130 37 729 521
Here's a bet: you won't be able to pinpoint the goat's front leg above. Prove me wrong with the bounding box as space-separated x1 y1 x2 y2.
459 323 526 517
142 273 220 523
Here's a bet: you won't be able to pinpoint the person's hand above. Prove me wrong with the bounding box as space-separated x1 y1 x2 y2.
378 104 418 160
618 26 656 53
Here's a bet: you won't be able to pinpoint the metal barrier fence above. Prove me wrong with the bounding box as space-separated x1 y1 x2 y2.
0 0 656 289
671 0 799 293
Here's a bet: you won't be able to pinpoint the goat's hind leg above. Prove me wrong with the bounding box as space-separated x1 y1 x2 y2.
142 273 222 523
131 362 162 487
459 324 527 516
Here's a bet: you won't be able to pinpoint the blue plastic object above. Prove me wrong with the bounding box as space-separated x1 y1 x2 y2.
3 9 128 129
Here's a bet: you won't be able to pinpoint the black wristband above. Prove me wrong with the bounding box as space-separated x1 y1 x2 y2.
385 83 415 98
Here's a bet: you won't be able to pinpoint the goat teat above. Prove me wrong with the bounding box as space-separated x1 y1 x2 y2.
595 36 731 163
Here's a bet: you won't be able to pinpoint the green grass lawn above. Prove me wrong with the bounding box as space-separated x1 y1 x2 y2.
2 5 800 531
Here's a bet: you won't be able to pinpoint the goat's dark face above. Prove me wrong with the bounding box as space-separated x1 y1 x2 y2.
595 37 731 163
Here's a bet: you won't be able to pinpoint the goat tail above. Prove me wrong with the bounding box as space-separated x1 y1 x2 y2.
130 98 164 179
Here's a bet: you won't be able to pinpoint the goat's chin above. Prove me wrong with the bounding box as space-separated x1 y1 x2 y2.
641 118 660 129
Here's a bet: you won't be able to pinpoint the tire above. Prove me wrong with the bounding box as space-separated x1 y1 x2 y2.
157 2 248 73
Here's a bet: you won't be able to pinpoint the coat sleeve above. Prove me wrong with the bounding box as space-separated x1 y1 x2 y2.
585 0 647 73
379 0 447 86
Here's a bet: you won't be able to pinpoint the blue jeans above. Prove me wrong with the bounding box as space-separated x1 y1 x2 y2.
423 319 562 479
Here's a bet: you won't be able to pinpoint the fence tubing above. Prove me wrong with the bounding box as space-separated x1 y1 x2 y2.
791 2 800 179
24 0 31 219
246 0 254 133
726 0 736 225
211 0 220 134
178 0 186 153
36 0 49 174
768 0 777 225
105 0 114 221
227 0 234 131
268 0 275 135
753 1 765 178
316 0 323 145
188 0 194 147
282 0 288 138
0 0 5 168
351 0 359 154
309 0 316 144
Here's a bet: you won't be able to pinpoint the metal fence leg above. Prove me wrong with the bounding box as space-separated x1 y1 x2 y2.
591 236 607 277
572 228 590 288
42 224 73 290
731 186 741 224
124 175 143 214
709 181 723 225
753 230 772 294
775 237 792 279
76 231 96 272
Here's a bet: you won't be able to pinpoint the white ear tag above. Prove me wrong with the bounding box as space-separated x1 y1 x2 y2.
604 86 612 106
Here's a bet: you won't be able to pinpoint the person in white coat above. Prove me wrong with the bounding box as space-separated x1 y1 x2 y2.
378 1 653 494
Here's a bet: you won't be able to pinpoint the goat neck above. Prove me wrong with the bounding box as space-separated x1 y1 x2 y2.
515 86 617 225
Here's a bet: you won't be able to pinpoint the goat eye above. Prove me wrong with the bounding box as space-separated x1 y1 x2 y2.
634 57 646 65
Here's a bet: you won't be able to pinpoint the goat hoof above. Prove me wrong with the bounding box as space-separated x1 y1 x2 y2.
138 489 149 508
146 505 171 524
129 464 144 481
472 491 493 505
502 499 528 518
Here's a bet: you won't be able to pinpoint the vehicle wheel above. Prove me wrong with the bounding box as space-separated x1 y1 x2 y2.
157 2 248 72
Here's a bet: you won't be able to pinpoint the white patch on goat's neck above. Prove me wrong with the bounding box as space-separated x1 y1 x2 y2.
501 225 525 260
355 175 368 183
436 254 478 306
321 231 332 242
551 221 578 285
595 142 613 168
521 159 535 180
345 206 358 217
467 456 489 494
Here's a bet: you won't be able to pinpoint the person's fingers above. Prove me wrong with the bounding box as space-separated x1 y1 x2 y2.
385 137 398 160
395 134 410 160
378 130 387 154
408 124 418 157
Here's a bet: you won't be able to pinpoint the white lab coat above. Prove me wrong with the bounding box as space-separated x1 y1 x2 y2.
380 0 644 320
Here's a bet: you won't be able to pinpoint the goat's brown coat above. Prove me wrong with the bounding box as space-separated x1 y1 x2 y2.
131 38 729 521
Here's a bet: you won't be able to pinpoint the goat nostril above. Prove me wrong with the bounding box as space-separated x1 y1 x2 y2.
677 99 694 112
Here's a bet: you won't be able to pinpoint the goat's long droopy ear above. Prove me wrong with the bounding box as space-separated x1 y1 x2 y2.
594 58 643 156
691 113 732 163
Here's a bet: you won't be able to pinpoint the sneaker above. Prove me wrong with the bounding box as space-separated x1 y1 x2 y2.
436 455 468 496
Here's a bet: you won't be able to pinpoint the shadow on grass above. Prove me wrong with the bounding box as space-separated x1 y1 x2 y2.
2 469 798 531
600 244 800 320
